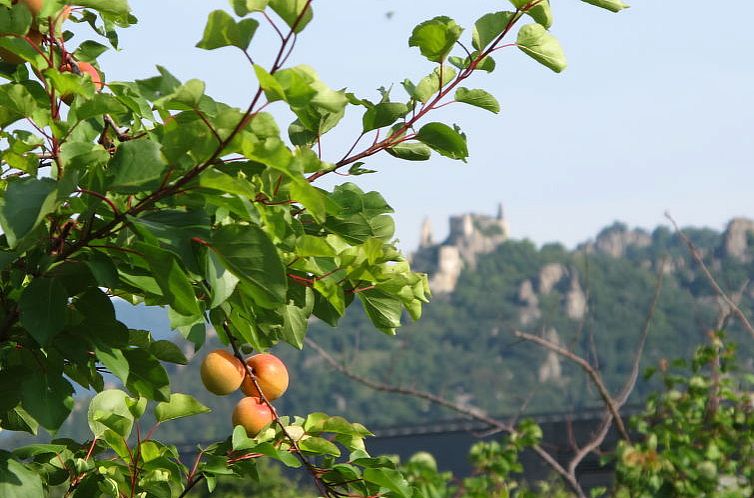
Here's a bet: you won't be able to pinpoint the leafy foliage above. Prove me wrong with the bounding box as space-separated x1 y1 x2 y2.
614 333 754 497
0 0 625 496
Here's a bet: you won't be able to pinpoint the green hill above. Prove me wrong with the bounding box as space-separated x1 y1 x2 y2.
6 218 754 447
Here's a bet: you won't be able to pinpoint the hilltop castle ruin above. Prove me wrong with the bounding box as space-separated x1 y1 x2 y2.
411 204 509 293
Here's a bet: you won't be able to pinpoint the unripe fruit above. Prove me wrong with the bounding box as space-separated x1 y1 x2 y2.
240 353 289 401
200 349 246 395
232 397 274 436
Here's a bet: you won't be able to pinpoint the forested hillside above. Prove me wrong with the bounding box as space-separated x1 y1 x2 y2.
12 219 754 447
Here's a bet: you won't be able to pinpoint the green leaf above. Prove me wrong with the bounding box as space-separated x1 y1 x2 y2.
269 0 313 33
21 374 74 431
386 142 431 161
154 394 210 422
199 168 256 199
231 424 253 450
357 289 402 335
231 0 270 16
363 468 411 498
211 224 287 308
196 10 259 51
87 390 135 438
74 0 131 16
133 243 201 317
254 64 286 103
473 11 515 51
347 162 377 175
71 93 127 122
45 68 96 100
403 66 456 104
509 0 553 28
362 102 408 133
1 407 39 435
516 23 567 73
455 87 500 113
415 122 468 161
73 40 110 62
581 0 630 13
0 177 57 248
296 235 336 257
150 340 188 365
299 436 341 457
123 349 171 402
109 138 168 193
289 179 327 223
0 451 44 498
204 249 240 309
279 303 307 349
94 346 129 384
18 278 68 346
0 3 32 35
409 16 463 62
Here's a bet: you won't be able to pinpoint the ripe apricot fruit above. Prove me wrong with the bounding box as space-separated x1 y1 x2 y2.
240 353 289 401
232 397 274 436
200 349 246 395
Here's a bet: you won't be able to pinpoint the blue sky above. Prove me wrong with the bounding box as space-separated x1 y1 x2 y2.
100 1 754 251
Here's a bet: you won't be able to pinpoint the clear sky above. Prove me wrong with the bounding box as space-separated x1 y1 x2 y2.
99 1 754 252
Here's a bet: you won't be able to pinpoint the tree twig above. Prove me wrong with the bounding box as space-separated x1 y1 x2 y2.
665 212 754 339
513 330 630 441
566 258 665 476
304 336 585 498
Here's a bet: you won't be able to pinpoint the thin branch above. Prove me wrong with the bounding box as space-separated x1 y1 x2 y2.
309 8 527 183
513 330 630 441
665 212 754 339
567 259 665 475
177 475 205 498
304 337 585 497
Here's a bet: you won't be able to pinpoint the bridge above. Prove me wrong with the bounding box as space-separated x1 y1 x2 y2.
176 406 642 491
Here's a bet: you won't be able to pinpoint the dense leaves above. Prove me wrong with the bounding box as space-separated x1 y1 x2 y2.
0 0 625 496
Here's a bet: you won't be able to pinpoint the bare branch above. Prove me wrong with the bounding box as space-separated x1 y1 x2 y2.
304 337 586 498
513 330 630 441
567 258 665 475
666 212 754 339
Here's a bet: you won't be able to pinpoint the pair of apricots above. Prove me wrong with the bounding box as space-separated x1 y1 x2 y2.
1 1 103 92
200 350 289 436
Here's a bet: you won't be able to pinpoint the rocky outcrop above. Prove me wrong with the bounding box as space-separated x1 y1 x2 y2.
538 263 566 294
722 218 754 263
538 328 563 383
518 280 541 326
582 223 651 258
565 274 587 321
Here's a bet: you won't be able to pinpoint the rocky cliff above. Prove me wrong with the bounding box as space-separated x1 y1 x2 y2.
411 204 509 293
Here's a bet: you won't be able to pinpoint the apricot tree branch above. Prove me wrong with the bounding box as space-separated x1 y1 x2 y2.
309 6 529 183
56 1 314 264
225 323 333 498
665 212 754 339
